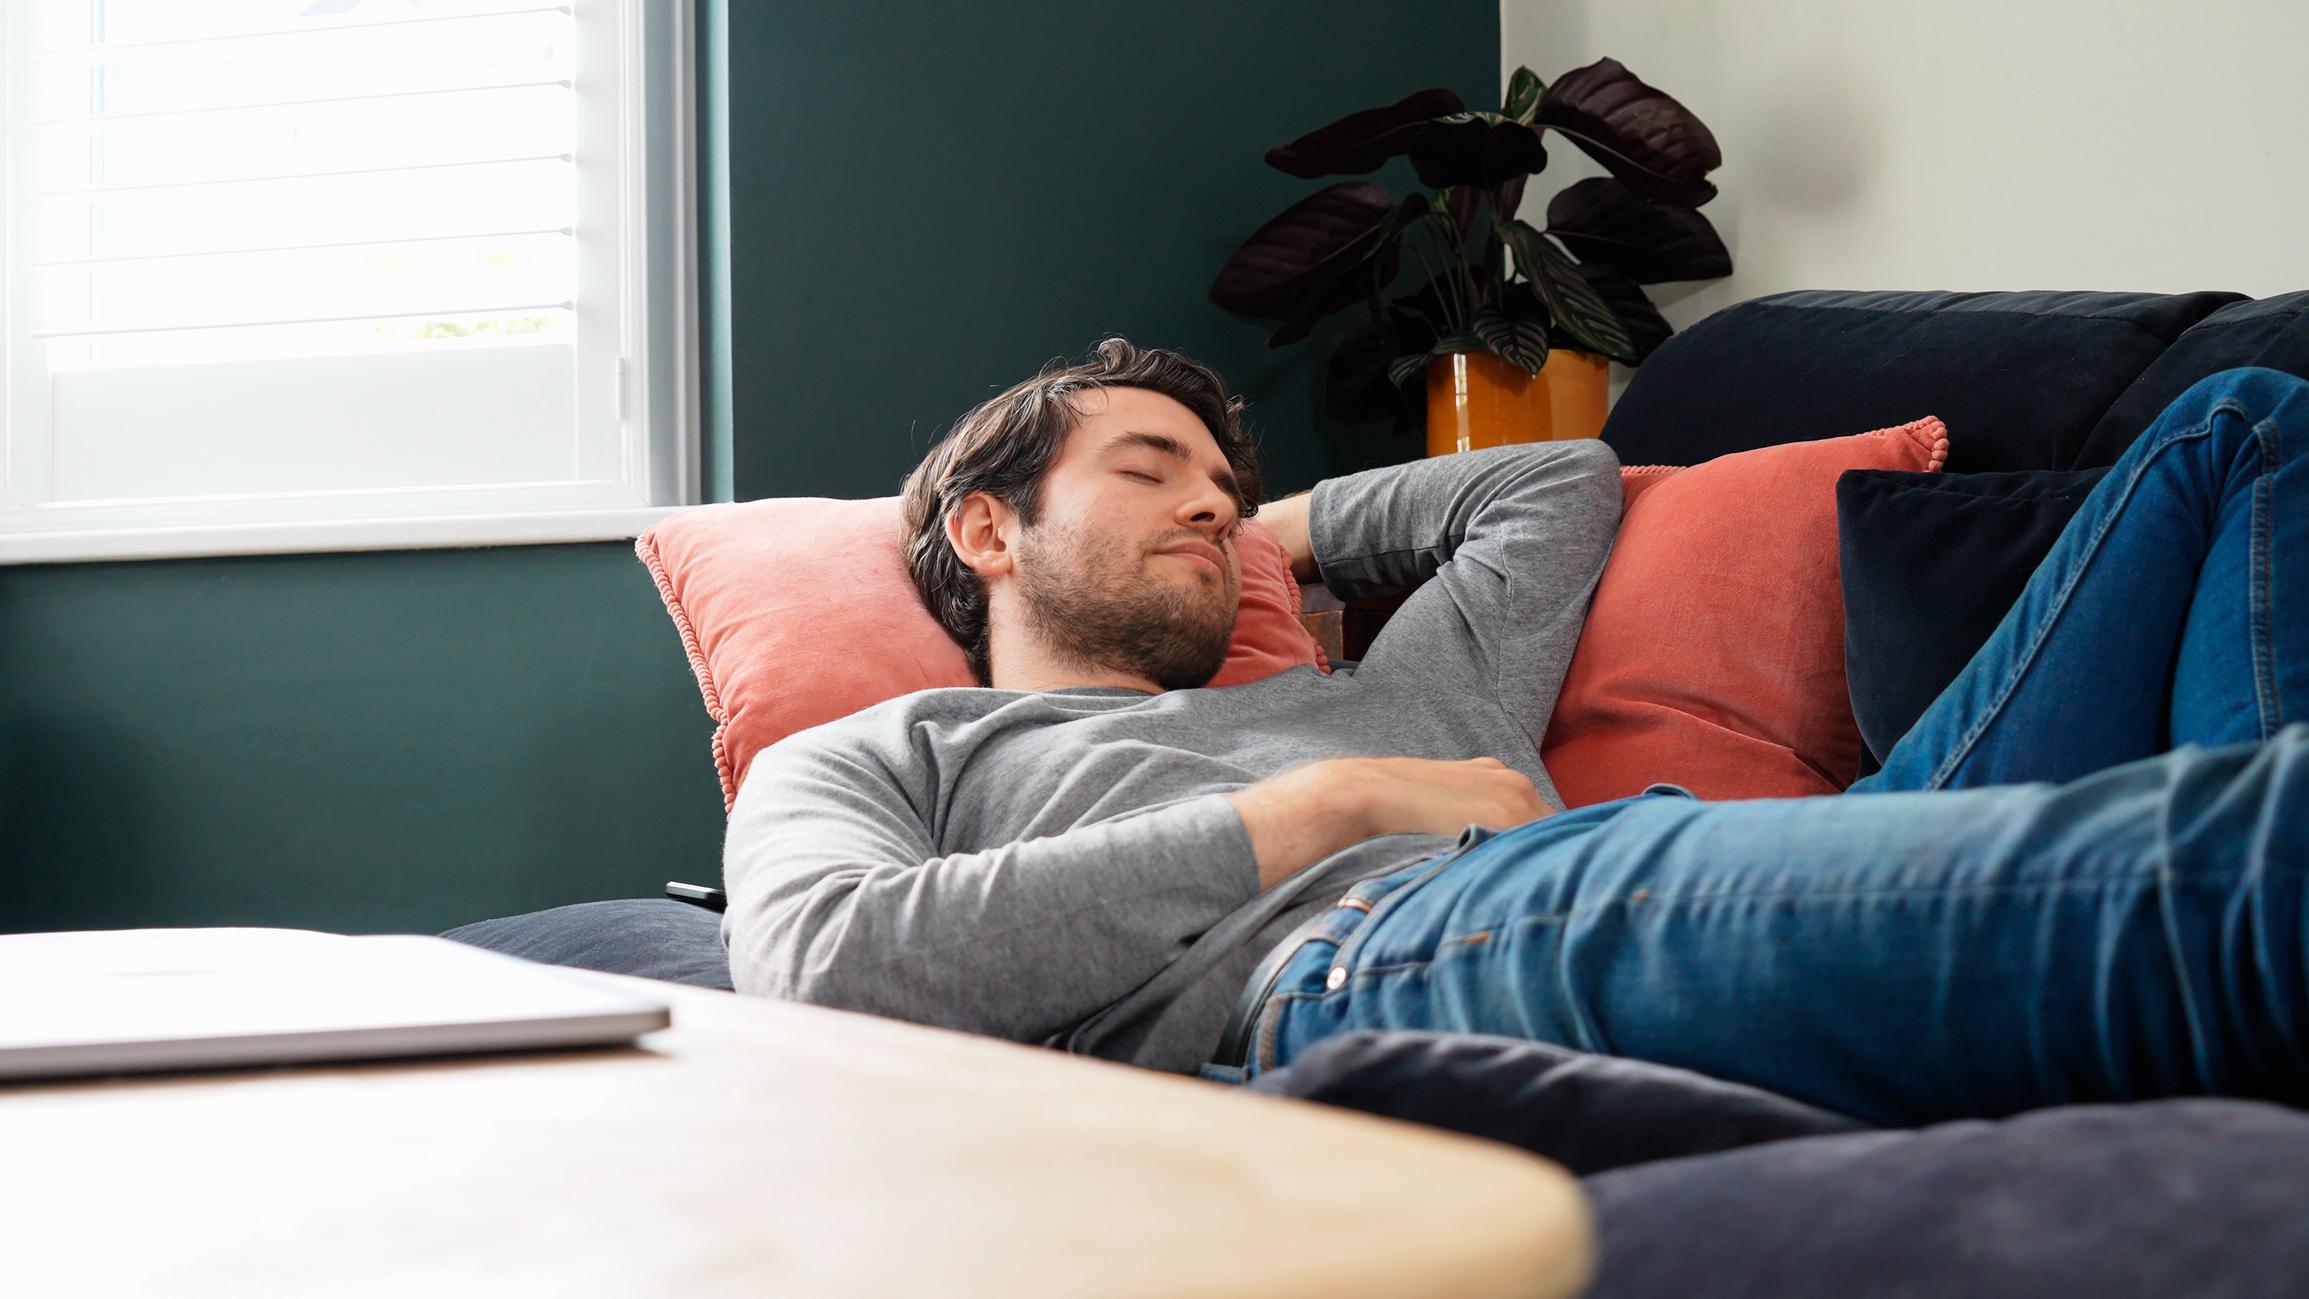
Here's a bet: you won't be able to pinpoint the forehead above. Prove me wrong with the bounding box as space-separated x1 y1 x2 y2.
1057 386 1226 467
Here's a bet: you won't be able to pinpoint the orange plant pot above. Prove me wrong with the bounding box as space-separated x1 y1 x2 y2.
1424 349 1610 457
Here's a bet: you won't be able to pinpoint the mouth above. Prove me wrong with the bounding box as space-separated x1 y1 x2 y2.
1156 545 1227 580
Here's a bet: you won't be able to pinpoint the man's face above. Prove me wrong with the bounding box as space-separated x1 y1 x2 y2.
1011 387 1245 690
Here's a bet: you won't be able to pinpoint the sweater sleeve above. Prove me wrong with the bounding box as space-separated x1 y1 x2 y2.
1308 440 1622 752
721 730 1260 1044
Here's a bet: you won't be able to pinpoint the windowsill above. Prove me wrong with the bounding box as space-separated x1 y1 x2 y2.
0 506 689 567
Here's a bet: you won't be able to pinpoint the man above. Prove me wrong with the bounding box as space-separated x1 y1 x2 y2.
732 339 1617 1081
745 340 2308 1126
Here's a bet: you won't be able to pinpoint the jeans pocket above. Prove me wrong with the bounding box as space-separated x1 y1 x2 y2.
1326 834 1488 978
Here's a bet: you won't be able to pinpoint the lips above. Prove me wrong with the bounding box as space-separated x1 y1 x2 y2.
1157 543 1227 579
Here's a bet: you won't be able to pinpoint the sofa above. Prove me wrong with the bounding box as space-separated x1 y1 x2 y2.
448 286 2309 1296
1249 286 2309 1298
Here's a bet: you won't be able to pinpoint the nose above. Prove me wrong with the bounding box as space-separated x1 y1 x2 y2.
1175 477 1239 535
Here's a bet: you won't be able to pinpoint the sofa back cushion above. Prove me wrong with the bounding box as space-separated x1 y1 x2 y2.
1602 289 2240 472
2072 290 2309 466
637 499 1323 810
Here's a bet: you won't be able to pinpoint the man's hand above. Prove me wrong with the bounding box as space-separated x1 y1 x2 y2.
1255 491 1319 584
1227 756 1551 890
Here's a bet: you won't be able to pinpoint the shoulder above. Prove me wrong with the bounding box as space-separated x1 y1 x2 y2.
738 686 1080 801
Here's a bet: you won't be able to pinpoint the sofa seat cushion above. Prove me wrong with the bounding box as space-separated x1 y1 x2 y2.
1249 1031 1865 1177
441 898 735 991
1603 289 2240 472
1582 1098 2309 1299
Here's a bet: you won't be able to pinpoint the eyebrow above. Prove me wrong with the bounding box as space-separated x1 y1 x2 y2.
1103 430 1244 506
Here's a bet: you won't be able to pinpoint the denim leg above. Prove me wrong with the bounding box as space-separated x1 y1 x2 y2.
1262 729 2309 1126
1853 367 2309 794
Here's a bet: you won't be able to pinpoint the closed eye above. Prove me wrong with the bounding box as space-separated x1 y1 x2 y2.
1119 469 1162 484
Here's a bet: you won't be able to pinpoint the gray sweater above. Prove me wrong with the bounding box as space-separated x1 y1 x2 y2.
723 441 1623 1073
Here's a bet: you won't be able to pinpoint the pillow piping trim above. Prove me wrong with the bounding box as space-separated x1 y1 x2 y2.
635 530 741 811
1619 416 1950 478
1882 415 1953 472
1259 520 1332 675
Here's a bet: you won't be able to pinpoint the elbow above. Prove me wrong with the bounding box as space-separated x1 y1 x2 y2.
1556 441 1625 535
723 885 872 1009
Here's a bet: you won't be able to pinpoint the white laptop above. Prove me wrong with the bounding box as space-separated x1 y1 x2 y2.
0 927 672 1082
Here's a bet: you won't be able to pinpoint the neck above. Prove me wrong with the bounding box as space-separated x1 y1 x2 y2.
983 617 1159 695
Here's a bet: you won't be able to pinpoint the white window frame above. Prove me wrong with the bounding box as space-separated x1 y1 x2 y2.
0 0 698 565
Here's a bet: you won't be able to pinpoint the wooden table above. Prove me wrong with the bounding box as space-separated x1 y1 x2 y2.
0 974 1591 1298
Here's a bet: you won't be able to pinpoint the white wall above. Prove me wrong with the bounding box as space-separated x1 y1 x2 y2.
1502 0 2309 335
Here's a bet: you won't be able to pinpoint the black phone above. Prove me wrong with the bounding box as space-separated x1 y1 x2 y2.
664 881 728 912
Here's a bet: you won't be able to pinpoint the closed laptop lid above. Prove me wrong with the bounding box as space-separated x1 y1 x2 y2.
0 927 671 1081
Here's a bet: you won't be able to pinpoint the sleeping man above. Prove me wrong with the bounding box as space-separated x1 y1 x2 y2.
724 338 2307 1127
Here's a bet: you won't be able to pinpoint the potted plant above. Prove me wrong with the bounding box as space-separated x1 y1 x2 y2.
1210 60 1731 455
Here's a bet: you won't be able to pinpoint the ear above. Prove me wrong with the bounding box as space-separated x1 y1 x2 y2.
944 491 1019 580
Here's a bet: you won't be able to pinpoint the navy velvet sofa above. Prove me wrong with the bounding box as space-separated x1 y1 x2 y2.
1252 287 2309 1298
449 287 2309 1297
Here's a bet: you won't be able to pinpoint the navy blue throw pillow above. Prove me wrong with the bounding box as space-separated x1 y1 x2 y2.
1837 466 2110 770
1604 290 2237 472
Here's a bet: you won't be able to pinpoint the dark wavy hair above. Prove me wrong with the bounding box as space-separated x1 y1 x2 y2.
900 338 1263 685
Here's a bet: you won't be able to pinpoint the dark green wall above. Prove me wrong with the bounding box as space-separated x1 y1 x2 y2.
0 2 1498 936
717 0 1500 499
0 546 728 934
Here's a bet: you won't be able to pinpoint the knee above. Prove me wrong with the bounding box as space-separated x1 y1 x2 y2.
2164 367 2309 446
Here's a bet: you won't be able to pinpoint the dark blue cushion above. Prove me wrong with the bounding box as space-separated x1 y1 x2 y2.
1583 1099 2309 1299
1247 1031 1863 1176
2073 290 2309 466
1604 290 2239 472
1838 466 2110 770
441 897 733 990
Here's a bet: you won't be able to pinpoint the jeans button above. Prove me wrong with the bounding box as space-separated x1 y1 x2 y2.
1325 967 1348 991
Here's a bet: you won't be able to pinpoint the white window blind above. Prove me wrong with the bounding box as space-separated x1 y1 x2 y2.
0 0 696 563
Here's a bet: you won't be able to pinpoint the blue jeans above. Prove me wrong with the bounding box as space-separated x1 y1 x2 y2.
1245 369 2309 1125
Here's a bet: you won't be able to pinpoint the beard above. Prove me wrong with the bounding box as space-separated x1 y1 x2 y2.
1015 516 1239 691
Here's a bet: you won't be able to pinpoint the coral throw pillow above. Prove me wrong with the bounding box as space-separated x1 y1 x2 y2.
1540 417 1949 806
638 498 1325 810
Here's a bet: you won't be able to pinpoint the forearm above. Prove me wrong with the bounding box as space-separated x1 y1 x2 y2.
725 781 1259 1039
1307 442 1619 601
1227 766 1369 890
1226 756 1550 890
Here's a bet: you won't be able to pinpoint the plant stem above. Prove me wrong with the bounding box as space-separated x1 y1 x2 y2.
1409 232 1463 334
1439 204 1479 312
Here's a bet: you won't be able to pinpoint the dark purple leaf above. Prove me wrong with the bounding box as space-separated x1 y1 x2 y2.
1210 182 1399 321
1576 262 1674 363
1471 305 1550 373
1447 185 1481 238
1265 233 1402 347
1503 219 1637 362
1407 112 1549 190
1497 175 1528 221
1325 320 1401 423
1266 88 1466 178
1534 58 1721 206
1502 66 1545 123
1546 177 1731 284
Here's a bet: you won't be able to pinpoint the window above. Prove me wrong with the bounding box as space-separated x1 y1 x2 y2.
1 0 696 563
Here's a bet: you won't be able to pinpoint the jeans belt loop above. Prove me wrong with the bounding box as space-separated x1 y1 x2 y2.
1208 902 1349 1072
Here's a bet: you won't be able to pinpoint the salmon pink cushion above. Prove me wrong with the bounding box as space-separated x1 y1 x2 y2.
1540 418 1950 805
638 499 1325 810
